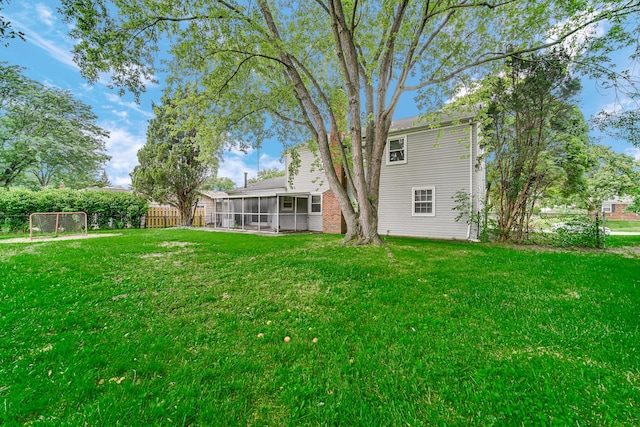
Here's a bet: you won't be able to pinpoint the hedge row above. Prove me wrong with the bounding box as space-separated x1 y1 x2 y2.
0 188 148 232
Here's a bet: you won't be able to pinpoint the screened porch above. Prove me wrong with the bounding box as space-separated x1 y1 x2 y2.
212 194 309 232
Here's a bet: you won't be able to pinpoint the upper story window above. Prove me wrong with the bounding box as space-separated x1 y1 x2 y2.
387 136 407 164
311 194 322 213
412 187 435 216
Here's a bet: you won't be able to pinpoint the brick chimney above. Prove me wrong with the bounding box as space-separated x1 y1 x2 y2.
322 124 347 234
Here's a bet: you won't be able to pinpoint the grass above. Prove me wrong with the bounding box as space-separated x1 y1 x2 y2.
1 229 639 425
606 219 640 232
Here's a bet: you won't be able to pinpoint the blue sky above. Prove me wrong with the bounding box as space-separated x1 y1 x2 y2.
3 2 638 188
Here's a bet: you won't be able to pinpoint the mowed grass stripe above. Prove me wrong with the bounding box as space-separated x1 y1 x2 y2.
1 229 638 425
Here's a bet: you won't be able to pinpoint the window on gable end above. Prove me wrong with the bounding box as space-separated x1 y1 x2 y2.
387 136 407 164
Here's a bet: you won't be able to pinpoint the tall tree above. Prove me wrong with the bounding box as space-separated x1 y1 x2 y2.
202 176 236 192
96 169 111 187
581 144 640 213
0 63 109 188
466 50 590 243
61 0 640 244
248 167 285 185
131 88 219 226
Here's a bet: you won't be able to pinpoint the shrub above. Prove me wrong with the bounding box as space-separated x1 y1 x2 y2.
551 217 609 248
0 188 148 232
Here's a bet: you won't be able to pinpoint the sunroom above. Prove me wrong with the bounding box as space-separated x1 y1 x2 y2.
211 193 310 232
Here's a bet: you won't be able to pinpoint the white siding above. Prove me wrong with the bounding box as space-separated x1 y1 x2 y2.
308 193 323 231
378 123 478 239
286 144 330 232
286 144 331 193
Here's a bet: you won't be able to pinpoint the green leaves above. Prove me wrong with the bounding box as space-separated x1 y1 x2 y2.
583 144 640 210
131 87 215 226
0 187 148 230
59 0 640 243
0 63 110 188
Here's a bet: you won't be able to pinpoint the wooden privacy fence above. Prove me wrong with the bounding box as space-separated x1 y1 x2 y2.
146 206 205 228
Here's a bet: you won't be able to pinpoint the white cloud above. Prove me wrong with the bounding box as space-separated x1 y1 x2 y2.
599 97 634 114
112 110 129 120
217 151 283 187
228 145 255 156
8 16 78 70
35 4 55 28
101 123 146 187
625 147 640 161
80 83 94 93
104 93 154 119
547 13 606 58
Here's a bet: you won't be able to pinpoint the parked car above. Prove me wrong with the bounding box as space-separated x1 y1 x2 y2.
551 221 611 235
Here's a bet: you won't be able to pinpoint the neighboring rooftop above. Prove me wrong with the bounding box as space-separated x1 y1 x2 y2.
229 176 287 195
84 185 131 192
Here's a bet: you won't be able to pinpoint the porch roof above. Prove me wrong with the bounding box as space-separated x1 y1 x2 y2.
214 191 310 200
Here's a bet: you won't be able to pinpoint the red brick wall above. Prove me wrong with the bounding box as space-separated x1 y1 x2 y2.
321 124 346 234
322 189 346 234
606 204 640 220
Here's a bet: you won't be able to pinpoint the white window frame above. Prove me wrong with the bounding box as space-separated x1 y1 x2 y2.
386 135 407 165
310 194 322 214
602 203 612 213
280 196 294 211
412 187 435 217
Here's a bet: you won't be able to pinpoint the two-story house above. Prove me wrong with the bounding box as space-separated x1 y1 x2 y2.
211 114 485 240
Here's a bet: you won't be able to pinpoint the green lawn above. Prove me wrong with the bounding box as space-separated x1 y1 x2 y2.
606 219 640 232
1 229 639 425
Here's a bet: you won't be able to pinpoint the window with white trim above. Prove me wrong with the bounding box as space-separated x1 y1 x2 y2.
602 203 612 213
311 194 322 213
387 136 407 164
412 187 435 216
281 196 294 211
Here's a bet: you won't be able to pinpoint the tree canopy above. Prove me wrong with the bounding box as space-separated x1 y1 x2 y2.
60 0 640 244
202 176 236 192
131 87 219 226
248 167 285 185
0 63 110 188
581 144 640 211
462 50 591 242
0 0 25 46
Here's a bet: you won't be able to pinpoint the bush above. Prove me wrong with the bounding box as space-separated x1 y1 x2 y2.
0 188 148 233
551 217 609 248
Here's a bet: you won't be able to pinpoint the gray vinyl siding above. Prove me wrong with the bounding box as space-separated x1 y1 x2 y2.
308 213 322 231
378 123 478 239
287 145 330 193
305 193 322 231
197 195 215 225
287 145 329 232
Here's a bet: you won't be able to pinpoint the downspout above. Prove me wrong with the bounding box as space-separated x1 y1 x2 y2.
467 122 473 240
276 196 280 233
241 197 245 230
294 196 298 231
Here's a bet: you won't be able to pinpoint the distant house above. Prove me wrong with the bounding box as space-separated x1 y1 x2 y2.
602 197 640 220
210 114 485 240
